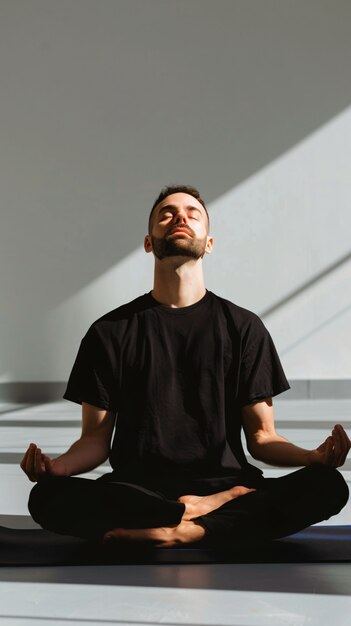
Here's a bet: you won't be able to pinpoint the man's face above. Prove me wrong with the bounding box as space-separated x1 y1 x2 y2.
145 192 213 261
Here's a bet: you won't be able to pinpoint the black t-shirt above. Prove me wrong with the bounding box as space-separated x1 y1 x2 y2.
63 290 290 489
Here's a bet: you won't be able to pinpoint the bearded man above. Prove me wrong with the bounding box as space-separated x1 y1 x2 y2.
21 184 350 549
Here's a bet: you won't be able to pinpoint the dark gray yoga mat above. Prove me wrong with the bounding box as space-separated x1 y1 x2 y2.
1 522 351 565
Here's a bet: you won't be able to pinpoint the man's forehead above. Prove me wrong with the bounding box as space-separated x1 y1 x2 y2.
157 193 205 212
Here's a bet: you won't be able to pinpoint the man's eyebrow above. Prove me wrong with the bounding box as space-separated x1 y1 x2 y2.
158 204 203 214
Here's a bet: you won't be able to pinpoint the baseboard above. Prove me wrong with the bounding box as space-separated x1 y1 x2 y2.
0 382 66 403
282 380 351 399
0 380 350 403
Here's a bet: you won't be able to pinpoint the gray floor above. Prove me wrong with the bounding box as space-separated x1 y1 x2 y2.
1 398 351 625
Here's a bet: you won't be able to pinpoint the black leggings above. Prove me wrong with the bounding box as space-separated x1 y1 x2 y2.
28 464 349 547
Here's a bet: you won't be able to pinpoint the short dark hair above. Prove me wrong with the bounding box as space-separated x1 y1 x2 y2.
148 184 209 234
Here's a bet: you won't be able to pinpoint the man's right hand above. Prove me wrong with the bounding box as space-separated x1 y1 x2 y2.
20 443 69 482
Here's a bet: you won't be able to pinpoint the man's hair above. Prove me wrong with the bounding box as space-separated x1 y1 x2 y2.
148 184 210 234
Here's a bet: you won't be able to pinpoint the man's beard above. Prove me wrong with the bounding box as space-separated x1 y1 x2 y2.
151 233 208 261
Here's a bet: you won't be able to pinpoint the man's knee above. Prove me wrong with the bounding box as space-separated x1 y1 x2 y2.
28 476 64 527
307 464 349 517
28 480 48 524
326 467 349 515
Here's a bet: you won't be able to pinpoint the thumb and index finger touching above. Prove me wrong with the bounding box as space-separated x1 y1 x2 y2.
20 442 52 482
317 424 351 468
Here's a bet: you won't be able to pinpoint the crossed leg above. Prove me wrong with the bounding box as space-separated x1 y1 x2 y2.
28 465 349 549
103 486 256 547
28 474 256 546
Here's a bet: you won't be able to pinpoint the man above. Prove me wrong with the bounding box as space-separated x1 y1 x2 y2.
21 184 350 549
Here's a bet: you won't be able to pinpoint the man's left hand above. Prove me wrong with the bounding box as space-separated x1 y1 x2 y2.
310 424 351 468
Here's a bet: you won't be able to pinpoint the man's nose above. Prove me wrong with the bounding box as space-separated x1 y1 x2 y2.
174 211 188 223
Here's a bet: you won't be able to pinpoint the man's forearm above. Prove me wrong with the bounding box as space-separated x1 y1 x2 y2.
251 435 313 467
55 436 110 476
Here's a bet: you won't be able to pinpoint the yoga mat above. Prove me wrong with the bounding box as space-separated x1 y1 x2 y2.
1 523 351 565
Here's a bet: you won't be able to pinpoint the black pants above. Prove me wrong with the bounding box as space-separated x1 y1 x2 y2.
28 464 349 547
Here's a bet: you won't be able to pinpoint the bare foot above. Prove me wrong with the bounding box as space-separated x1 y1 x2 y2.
103 519 206 548
178 486 256 520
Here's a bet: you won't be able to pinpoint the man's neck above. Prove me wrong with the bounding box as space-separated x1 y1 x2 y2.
151 257 207 308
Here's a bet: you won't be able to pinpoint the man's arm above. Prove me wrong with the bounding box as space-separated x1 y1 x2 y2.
241 397 351 468
20 402 116 481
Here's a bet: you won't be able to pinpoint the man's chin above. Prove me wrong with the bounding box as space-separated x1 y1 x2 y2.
168 239 207 259
151 236 206 261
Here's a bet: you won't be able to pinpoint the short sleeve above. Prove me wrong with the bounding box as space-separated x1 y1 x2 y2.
238 315 291 406
62 326 118 411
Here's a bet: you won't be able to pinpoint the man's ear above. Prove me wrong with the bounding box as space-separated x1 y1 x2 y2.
144 235 153 253
205 236 214 254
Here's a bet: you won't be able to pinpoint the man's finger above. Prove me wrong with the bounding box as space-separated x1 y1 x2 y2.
338 424 351 447
335 424 351 467
324 436 335 465
332 426 342 461
333 426 346 467
26 444 37 478
20 445 31 471
336 424 351 453
337 450 349 468
333 425 350 466
34 448 45 476
24 445 38 481
318 435 331 452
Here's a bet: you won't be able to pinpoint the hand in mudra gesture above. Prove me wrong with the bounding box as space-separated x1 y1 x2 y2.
311 424 351 468
20 443 68 482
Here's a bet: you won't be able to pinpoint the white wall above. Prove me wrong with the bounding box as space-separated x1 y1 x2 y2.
1 0 351 383
206 109 351 378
